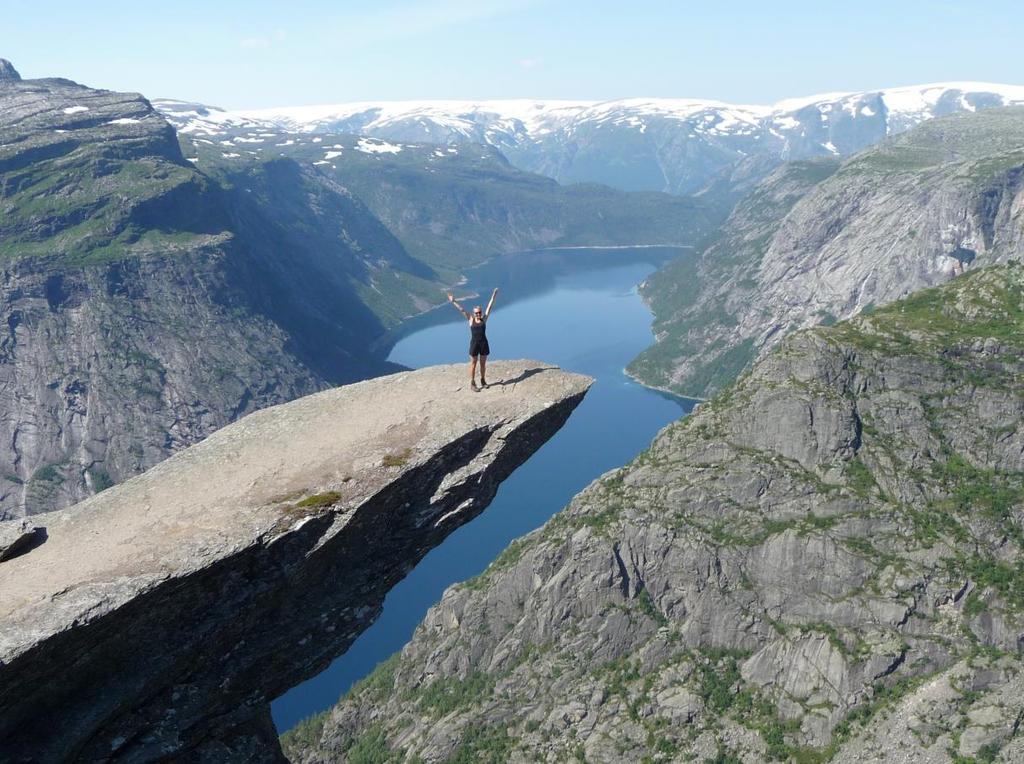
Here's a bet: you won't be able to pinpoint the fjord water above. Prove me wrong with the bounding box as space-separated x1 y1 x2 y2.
271 247 696 731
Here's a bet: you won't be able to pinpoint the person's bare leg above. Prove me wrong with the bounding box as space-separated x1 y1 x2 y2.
469 355 478 388
480 355 488 387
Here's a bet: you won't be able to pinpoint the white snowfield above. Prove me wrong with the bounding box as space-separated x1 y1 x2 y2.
355 138 404 154
152 83 1024 189
164 82 1024 142
151 99 281 136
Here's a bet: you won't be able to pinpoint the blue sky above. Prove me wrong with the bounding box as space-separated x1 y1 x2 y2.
4 0 1022 108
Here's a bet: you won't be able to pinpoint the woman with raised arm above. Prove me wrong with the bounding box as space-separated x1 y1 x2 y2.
447 288 499 391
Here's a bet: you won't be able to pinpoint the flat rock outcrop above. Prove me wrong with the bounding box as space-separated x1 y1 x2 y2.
0 360 591 763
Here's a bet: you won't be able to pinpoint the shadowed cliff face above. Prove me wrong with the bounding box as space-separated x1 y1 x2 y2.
0 73 431 519
0 361 592 763
296 267 1024 763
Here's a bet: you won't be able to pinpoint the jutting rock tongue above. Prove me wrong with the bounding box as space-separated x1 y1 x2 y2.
0 360 592 763
0 59 21 82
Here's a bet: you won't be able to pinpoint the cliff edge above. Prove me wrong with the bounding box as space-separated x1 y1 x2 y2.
0 360 592 762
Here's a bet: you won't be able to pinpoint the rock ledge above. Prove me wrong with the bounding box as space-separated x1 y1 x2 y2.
0 360 591 762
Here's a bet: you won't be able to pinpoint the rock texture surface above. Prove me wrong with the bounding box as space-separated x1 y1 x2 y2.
0 360 591 763
0 58 21 82
293 267 1024 763
0 519 37 561
631 107 1024 398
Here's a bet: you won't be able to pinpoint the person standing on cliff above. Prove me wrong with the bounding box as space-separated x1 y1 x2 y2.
447 288 498 391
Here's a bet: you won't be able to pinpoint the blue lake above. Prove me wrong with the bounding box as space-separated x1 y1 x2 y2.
271 247 695 732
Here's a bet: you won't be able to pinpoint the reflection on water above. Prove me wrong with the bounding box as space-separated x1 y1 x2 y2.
271 247 695 732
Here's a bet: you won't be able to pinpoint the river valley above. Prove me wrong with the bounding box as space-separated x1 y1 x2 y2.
271 247 697 732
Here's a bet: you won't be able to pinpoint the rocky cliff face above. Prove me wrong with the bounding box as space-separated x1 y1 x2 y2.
628 158 841 395
293 266 1024 763
0 65 713 518
0 71 434 518
631 107 1024 398
0 361 591 763
0 71 451 518
0 58 20 82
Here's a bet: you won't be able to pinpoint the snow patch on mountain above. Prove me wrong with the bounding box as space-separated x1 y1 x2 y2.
154 82 1024 194
355 138 403 154
159 82 1024 148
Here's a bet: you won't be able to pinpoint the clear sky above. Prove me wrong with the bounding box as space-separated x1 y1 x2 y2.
4 0 1022 109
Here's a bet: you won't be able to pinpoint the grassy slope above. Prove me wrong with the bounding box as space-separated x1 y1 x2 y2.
0 132 226 265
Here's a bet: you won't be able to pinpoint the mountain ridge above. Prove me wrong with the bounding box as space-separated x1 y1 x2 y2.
155 81 1024 194
163 81 1024 136
0 58 20 82
629 105 1024 398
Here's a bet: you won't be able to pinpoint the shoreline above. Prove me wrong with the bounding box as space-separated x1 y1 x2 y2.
623 272 708 405
508 243 695 253
622 365 707 405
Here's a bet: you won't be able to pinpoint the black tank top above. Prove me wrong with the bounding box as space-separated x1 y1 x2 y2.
471 318 486 339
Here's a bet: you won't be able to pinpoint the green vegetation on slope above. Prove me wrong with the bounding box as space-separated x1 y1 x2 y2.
182 132 724 283
630 107 1024 401
301 263 1024 763
0 129 223 264
628 158 840 395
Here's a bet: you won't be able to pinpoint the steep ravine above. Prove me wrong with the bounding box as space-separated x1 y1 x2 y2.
180 131 722 283
0 361 591 763
295 265 1024 763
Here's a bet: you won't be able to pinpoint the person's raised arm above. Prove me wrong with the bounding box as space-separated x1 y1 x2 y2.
447 292 471 319
484 287 499 319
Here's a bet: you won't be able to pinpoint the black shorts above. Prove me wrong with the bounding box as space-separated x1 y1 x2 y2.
469 338 490 357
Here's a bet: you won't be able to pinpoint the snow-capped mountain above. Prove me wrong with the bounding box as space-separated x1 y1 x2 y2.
155 83 1024 194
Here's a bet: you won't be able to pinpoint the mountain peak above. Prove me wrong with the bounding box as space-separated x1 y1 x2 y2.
0 59 21 82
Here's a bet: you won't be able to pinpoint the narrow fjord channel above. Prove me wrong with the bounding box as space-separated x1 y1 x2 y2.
271 247 697 732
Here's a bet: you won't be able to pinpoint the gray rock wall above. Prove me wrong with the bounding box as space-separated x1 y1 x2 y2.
0 73 429 518
298 266 1024 763
632 108 1024 399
